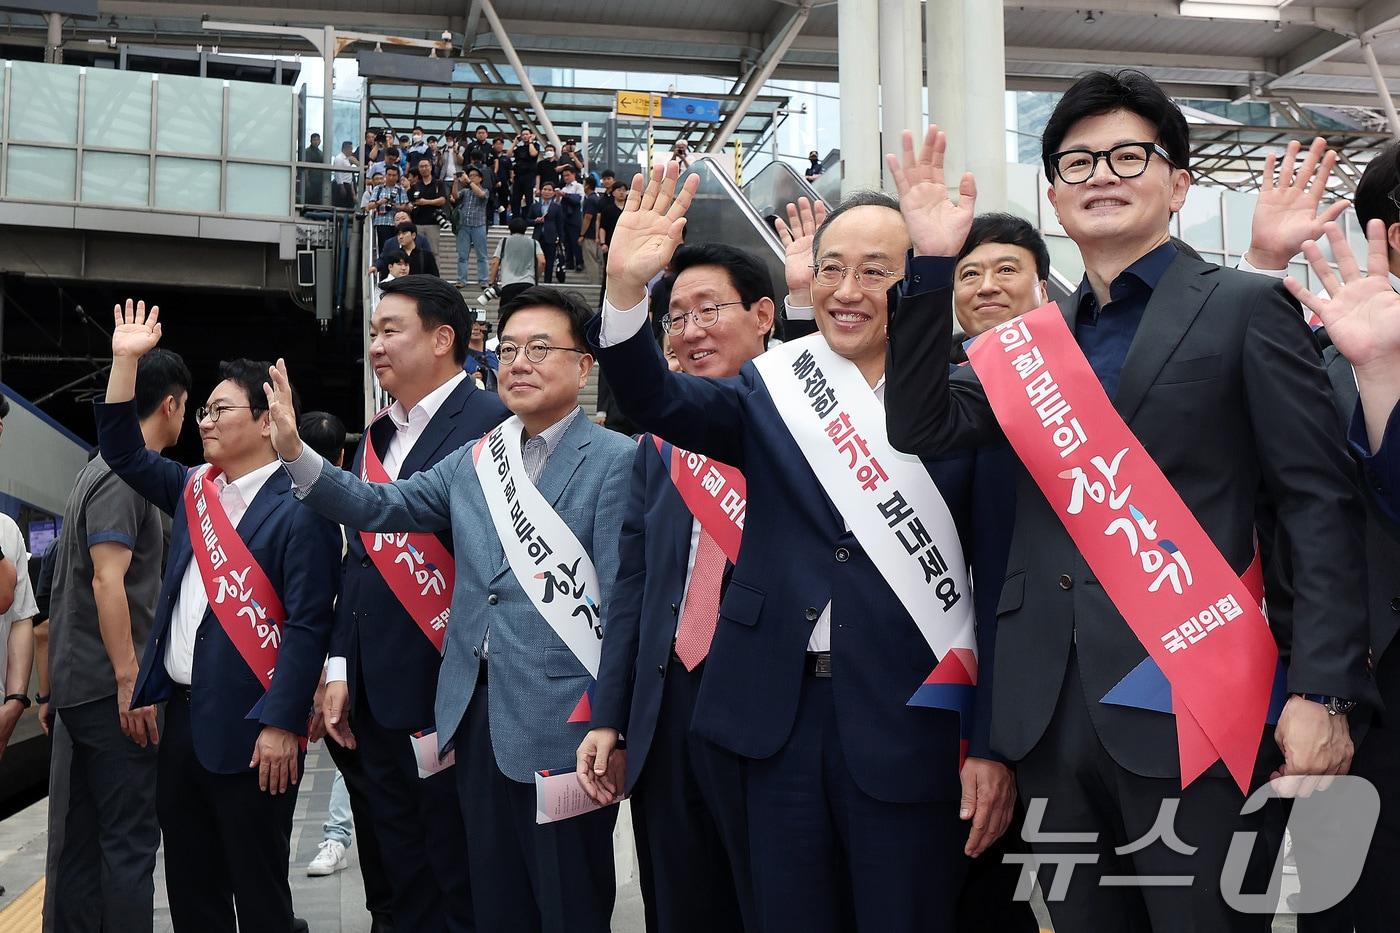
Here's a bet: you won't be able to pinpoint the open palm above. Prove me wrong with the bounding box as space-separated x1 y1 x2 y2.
111 299 162 359
606 161 699 289
774 197 828 294
886 126 977 257
1248 137 1350 269
1286 220 1400 371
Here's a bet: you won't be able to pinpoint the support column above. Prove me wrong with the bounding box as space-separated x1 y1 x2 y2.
926 0 965 185
44 13 63 65
878 0 923 191
961 0 1007 210
1362 40 1400 137
478 0 562 150
838 0 881 192
322 26 336 170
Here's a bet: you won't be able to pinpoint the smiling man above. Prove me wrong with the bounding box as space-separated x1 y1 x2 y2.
587 165 1013 933
94 303 341 933
952 212 1051 346
884 69 1373 933
270 285 635 933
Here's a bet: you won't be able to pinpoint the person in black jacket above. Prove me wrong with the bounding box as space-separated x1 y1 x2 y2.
525 183 566 284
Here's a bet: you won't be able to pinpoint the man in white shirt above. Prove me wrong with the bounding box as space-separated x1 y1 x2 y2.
0 512 37 760
331 141 358 208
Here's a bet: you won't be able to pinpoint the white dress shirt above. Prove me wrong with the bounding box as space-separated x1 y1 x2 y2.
165 459 284 685
601 294 887 653
325 371 467 684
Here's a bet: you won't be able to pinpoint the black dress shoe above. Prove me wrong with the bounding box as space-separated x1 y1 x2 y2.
292 918 309 932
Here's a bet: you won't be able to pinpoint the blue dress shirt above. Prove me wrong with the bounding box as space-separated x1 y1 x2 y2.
1071 241 1176 402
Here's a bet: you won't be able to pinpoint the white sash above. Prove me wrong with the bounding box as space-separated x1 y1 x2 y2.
752 334 977 662
473 416 603 677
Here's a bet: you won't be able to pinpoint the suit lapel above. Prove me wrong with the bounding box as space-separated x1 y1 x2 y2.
534 415 590 509
234 469 290 545
400 379 474 477
1112 254 1217 424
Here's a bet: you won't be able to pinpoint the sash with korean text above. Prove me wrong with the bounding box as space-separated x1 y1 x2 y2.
752 334 979 754
182 465 284 691
966 304 1278 792
652 436 745 563
472 416 603 719
359 418 452 653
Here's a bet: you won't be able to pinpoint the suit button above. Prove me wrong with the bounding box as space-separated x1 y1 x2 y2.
804 607 819 621
472 646 480 658
1391 597 1400 613
835 547 850 563
670 602 678 615
487 593 499 605
361 556 371 568
1058 574 1073 591
657 665 665 677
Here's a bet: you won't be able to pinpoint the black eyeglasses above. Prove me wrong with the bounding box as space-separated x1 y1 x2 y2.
1048 141 1174 184
497 341 587 365
195 405 253 424
660 301 745 336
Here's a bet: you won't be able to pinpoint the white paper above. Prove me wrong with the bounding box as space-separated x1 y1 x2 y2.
534 769 622 824
410 730 455 778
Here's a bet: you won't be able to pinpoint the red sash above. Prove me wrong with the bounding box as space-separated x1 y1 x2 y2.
359 423 453 653
183 465 285 690
652 436 745 563
967 304 1278 792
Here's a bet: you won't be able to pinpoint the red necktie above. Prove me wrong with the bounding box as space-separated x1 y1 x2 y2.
674 529 725 672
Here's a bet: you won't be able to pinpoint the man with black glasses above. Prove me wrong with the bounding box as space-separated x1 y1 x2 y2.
884 70 1372 933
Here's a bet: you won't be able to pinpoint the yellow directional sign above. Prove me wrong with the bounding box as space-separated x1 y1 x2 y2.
616 91 661 118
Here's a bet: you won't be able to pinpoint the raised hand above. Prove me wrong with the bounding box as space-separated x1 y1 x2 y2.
262 359 305 462
111 299 162 359
604 161 700 310
886 126 978 258
774 196 829 307
1246 137 1350 271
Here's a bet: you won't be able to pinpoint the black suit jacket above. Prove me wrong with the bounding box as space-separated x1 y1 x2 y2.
886 251 1375 779
332 377 508 731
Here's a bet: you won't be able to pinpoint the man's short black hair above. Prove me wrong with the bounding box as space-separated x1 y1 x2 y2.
135 348 193 420
476 124 489 133
956 212 1052 281
396 221 418 235
1041 70 1190 180
670 244 775 308
498 286 592 350
0 395 9 419
381 247 409 266
310 133 320 142
467 166 483 178
1355 140 1400 232
508 216 528 235
378 274 473 364
601 170 616 179
385 164 400 177
298 411 346 463
216 358 298 420
812 190 902 257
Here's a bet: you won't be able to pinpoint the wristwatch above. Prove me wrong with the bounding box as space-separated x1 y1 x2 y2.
3 693 31 710
34 693 49 705
1298 693 1356 716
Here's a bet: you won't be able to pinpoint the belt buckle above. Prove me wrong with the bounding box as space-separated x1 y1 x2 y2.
808 652 833 678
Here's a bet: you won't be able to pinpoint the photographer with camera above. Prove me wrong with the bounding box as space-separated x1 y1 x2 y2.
452 167 491 286
510 129 539 218
407 157 449 257
462 313 499 392
486 217 545 306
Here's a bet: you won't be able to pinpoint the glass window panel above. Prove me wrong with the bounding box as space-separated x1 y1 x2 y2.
227 82 292 161
1179 186 1223 251
84 69 151 149
81 151 148 206
156 75 222 155
154 157 219 212
9 61 78 145
7 146 75 200
1005 162 1040 225
226 163 290 215
1223 189 1259 257
1046 235 1084 285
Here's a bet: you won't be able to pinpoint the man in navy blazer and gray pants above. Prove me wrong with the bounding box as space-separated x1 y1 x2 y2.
96 303 340 933
270 286 635 933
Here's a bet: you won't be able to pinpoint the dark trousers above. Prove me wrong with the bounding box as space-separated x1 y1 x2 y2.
341 683 475 932
499 283 533 307
374 224 396 253
563 222 583 269
744 675 965 933
48 696 160 933
157 692 300 933
322 735 395 924
454 667 617 933
538 238 560 283
511 175 537 218
1016 654 1280 933
955 800 1040 933
1298 646 1400 933
631 656 755 933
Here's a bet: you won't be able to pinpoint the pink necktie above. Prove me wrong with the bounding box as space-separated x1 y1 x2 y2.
675 529 725 672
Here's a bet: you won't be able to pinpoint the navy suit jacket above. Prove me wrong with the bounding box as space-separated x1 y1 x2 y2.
586 321 1004 805
591 436 700 793
96 400 341 774
1354 398 1400 528
527 199 565 244
334 378 508 731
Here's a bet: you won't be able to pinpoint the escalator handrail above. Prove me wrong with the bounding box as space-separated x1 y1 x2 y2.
741 158 829 210
689 154 787 259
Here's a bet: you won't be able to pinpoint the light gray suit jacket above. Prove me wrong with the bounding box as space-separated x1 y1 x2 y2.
298 414 635 783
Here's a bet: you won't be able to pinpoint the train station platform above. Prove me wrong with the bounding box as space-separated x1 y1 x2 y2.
0 743 648 932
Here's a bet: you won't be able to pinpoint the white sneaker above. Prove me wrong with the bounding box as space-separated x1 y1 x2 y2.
306 839 348 876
